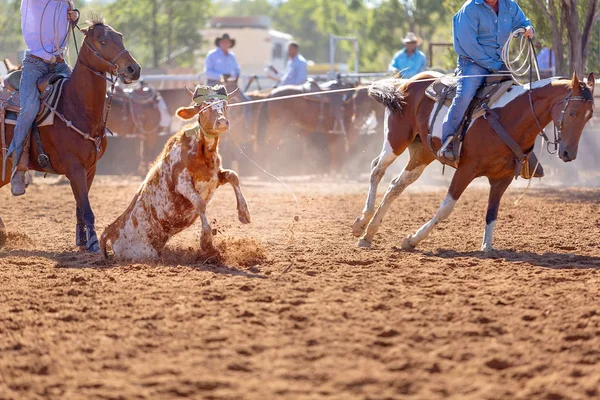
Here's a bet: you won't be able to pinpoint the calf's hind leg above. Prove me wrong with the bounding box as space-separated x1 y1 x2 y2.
358 141 433 248
218 169 251 224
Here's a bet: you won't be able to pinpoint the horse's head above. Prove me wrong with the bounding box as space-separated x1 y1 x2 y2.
80 20 141 84
176 85 230 137
554 73 595 162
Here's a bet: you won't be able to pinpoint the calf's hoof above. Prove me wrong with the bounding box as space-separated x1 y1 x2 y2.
352 217 367 238
238 208 251 224
401 236 416 251
357 238 372 248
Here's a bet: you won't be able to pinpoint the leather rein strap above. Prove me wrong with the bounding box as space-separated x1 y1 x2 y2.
43 24 131 152
481 103 527 179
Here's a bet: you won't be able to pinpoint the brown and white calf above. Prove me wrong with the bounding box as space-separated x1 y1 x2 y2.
100 85 251 260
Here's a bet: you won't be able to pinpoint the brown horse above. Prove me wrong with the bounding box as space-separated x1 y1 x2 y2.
0 21 141 252
107 81 169 171
253 79 357 172
353 72 595 252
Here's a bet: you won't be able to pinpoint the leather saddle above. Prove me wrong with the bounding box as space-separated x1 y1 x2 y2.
114 83 158 105
426 74 517 166
0 70 69 126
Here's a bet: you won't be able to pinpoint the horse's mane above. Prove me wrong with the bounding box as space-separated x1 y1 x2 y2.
86 12 105 27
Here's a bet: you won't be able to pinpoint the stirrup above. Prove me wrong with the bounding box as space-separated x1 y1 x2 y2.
437 136 455 161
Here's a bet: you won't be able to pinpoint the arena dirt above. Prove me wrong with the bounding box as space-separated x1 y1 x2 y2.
0 176 599 400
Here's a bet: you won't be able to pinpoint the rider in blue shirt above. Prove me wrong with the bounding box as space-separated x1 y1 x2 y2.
439 0 534 164
388 32 427 79
280 42 308 86
204 33 241 86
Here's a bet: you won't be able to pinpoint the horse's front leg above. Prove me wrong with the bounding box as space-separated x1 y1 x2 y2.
68 168 99 253
402 167 474 250
75 207 87 250
218 169 251 224
481 175 513 252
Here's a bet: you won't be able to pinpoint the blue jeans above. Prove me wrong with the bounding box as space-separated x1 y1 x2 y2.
441 57 490 141
8 53 71 169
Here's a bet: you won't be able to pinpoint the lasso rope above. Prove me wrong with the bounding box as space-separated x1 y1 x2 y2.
40 0 72 59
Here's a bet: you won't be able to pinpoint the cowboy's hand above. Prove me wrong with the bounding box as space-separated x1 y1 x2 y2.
67 9 80 23
523 26 534 39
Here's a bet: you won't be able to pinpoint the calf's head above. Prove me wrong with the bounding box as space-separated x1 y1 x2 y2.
176 85 230 137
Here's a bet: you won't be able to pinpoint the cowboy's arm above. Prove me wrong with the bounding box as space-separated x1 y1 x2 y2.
296 59 307 84
204 52 221 81
454 9 503 72
510 2 534 38
418 51 427 73
67 1 79 23
388 51 401 72
232 54 241 79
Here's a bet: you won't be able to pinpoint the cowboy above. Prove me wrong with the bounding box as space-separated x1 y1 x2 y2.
388 32 427 79
438 0 534 163
8 0 80 196
272 41 308 86
204 33 241 86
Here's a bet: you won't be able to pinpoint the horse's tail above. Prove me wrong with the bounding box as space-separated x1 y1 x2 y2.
368 78 407 114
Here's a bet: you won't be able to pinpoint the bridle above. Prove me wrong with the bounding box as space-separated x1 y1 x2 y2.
74 25 132 139
526 40 594 155
529 88 594 155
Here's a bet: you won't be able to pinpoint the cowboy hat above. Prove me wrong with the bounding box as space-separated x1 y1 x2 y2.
402 32 422 44
215 33 236 48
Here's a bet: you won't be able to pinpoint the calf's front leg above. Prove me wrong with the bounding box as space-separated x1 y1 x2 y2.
219 169 251 224
176 170 215 252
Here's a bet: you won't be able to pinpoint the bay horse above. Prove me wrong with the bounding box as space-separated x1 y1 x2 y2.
253 79 357 172
107 81 170 171
353 72 595 252
0 20 141 252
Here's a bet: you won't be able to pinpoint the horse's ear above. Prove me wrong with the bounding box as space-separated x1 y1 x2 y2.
80 26 90 35
587 72 595 95
176 105 198 120
572 71 580 88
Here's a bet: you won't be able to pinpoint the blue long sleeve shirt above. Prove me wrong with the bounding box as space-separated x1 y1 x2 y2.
453 0 533 72
204 47 241 82
280 54 308 86
388 49 427 78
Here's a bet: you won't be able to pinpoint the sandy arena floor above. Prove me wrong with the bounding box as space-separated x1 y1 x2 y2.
0 175 599 400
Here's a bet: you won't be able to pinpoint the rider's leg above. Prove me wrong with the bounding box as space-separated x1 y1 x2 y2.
8 55 48 196
439 58 489 161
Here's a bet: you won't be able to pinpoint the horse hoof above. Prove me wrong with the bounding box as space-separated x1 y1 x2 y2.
401 236 416 251
352 217 366 237
357 238 372 248
481 245 495 253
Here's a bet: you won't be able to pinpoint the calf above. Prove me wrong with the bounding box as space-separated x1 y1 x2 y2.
100 85 251 260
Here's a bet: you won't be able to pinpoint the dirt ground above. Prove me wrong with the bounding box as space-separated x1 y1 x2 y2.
0 175 599 400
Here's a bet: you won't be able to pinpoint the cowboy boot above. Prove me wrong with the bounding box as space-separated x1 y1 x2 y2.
10 134 31 196
520 152 544 179
437 135 456 163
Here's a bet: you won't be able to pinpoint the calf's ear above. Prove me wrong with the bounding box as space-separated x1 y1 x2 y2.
176 106 198 120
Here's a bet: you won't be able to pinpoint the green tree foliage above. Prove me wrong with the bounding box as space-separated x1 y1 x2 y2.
0 0 24 62
102 0 212 68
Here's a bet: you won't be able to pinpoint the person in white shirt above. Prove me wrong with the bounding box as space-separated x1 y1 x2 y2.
8 0 79 196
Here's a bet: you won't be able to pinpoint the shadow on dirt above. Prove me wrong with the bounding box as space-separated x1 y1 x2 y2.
417 248 600 269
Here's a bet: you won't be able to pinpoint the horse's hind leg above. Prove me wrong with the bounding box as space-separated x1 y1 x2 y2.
402 167 474 250
358 140 433 248
353 109 404 237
